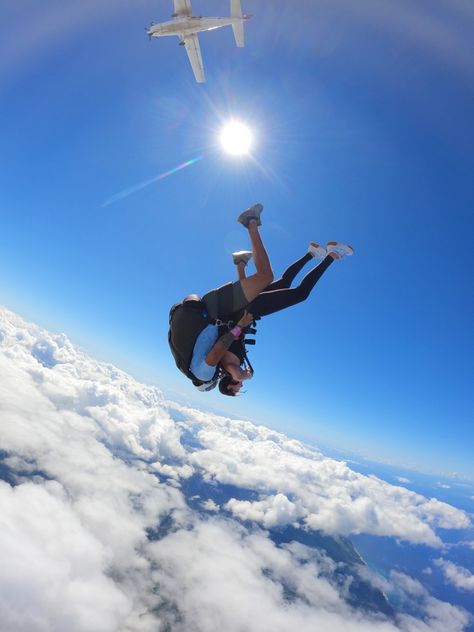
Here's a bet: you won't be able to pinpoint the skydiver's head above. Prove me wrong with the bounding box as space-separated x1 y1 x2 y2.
218 373 243 397
183 294 201 303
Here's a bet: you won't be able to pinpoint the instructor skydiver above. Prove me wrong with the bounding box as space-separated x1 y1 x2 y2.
168 203 353 396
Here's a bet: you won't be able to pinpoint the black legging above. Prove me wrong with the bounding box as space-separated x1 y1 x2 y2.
247 253 333 318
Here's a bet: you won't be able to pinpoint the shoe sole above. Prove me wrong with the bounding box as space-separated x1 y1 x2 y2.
327 241 354 256
233 254 253 265
232 251 253 265
308 242 327 258
237 203 263 228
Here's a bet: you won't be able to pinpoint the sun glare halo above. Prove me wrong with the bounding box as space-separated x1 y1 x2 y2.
219 120 253 156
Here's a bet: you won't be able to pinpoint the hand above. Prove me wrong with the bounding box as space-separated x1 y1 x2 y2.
242 368 253 380
237 310 254 329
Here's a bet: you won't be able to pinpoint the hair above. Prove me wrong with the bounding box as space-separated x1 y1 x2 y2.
218 374 236 397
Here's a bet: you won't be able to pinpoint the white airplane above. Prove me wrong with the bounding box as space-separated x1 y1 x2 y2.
147 0 251 83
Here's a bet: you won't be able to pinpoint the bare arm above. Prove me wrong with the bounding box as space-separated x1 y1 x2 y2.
205 311 254 367
205 330 237 366
224 361 253 382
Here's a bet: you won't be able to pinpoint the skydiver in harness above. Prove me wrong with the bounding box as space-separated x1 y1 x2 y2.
168 203 353 396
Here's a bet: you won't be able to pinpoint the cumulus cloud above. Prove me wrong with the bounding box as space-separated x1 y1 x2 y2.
435 559 474 592
149 519 399 632
0 306 471 631
358 569 471 632
0 308 189 630
390 571 470 632
0 480 132 632
201 499 219 512
397 477 411 484
178 407 470 546
225 493 302 528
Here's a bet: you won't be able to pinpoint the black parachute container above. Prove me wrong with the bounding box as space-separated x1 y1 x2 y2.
168 299 219 388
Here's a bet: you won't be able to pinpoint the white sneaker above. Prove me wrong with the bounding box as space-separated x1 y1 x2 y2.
308 242 327 259
232 251 253 265
326 241 354 259
237 203 263 228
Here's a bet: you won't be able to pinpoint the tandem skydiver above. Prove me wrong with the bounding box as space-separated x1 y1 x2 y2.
168 204 353 396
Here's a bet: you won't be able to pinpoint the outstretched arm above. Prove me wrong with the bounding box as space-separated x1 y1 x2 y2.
205 311 254 366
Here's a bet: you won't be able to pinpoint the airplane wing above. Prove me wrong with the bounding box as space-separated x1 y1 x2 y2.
184 34 205 83
173 0 192 18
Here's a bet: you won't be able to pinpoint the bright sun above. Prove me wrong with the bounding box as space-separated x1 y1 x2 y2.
219 120 253 156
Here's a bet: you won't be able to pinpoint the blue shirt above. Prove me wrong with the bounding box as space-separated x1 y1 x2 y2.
190 324 219 381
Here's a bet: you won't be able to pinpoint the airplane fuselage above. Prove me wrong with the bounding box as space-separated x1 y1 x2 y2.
147 0 251 83
148 16 249 38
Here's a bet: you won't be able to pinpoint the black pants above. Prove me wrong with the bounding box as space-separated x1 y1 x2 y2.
247 253 333 318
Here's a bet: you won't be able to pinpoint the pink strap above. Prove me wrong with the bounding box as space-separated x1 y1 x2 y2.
230 326 242 338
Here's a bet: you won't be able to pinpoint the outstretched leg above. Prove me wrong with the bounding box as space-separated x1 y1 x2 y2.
233 252 310 291
237 261 247 281
265 252 313 292
232 251 253 281
248 254 335 317
238 220 274 303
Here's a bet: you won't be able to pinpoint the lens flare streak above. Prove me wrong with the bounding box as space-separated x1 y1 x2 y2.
101 155 203 208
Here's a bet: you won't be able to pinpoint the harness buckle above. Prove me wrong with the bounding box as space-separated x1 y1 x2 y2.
214 319 235 328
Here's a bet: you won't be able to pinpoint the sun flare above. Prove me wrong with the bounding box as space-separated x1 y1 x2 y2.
219 120 253 156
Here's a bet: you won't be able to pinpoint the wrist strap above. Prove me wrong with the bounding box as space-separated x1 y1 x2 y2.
230 325 242 338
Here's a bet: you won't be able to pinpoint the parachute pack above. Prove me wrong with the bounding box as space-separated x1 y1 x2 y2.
168 299 217 388
168 298 257 390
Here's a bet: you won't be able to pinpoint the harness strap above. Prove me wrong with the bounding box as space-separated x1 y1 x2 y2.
242 349 254 375
240 318 258 376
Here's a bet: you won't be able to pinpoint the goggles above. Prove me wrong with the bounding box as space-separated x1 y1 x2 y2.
196 378 219 392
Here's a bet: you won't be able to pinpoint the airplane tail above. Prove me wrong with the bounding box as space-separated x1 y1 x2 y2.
231 0 244 47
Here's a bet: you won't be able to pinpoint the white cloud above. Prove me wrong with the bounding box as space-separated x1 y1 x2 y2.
0 306 471 632
150 519 399 632
0 308 189 631
435 559 474 592
397 477 411 484
179 407 470 546
0 481 132 632
225 493 302 528
382 572 469 632
201 499 219 512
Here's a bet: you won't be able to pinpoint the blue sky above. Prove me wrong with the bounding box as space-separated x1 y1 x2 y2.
1 0 473 476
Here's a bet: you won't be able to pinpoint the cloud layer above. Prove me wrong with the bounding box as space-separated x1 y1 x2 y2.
0 306 471 631
179 407 469 546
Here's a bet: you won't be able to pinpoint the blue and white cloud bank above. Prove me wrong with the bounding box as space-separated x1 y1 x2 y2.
0 306 472 631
